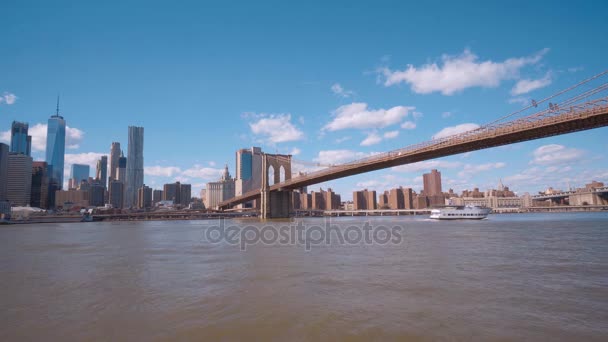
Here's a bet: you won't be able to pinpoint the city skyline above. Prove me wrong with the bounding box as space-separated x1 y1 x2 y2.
1 1 607 200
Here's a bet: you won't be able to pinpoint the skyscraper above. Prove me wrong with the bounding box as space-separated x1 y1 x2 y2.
96 155 108 188
0 143 8 201
117 150 127 182
10 121 32 156
235 147 262 208
7 153 33 206
125 126 144 208
423 169 442 196
31 161 49 209
46 98 66 198
109 142 121 180
70 164 90 189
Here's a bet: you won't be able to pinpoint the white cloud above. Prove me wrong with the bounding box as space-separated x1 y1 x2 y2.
290 147 301 156
314 150 374 165
181 165 224 180
432 123 480 140
144 166 182 177
249 113 304 143
0 123 85 151
379 48 549 95
208 161 216 166
383 130 399 139
392 160 462 173
510 72 552 95
508 97 530 106
401 121 416 130
335 136 351 143
412 111 423 119
458 162 506 178
441 111 452 118
0 92 17 105
531 144 585 165
360 132 382 146
323 102 414 131
0 130 9 143
331 83 354 98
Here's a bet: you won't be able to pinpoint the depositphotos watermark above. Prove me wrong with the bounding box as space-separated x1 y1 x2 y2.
204 218 403 251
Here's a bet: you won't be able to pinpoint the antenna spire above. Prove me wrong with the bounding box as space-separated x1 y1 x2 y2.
55 94 60 116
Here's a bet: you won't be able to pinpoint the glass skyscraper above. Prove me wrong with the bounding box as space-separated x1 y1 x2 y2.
46 103 66 208
125 126 144 208
10 121 31 156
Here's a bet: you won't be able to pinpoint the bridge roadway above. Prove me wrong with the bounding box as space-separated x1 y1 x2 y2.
220 96 608 209
531 186 608 200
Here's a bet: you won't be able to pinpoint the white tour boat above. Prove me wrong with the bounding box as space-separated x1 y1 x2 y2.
429 205 491 220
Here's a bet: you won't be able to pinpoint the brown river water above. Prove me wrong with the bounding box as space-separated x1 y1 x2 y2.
1 213 607 341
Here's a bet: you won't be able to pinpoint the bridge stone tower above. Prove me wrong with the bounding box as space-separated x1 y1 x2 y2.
260 153 292 219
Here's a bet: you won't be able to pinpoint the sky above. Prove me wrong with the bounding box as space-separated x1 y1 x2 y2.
1 0 607 200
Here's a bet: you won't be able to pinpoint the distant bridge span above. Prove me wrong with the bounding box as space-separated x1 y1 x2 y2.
220 74 608 210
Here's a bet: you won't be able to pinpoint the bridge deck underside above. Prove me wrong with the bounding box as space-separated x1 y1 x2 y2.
220 107 608 209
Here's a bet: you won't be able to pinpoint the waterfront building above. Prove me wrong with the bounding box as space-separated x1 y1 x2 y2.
423 169 442 197
300 192 312 209
235 147 263 208
125 126 144 208
205 165 235 209
96 155 108 188
108 180 124 209
31 161 49 209
55 189 89 208
7 153 33 206
386 187 414 209
163 182 181 203
46 99 66 192
69 164 90 189
89 181 105 207
10 121 32 156
137 184 152 209
353 189 377 210
378 190 389 208
180 183 191 206
152 189 163 204
0 143 8 201
109 142 121 181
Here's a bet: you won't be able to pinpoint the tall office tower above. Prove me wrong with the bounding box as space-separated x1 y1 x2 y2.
0 143 8 200
96 155 108 188
137 184 152 209
423 169 442 196
163 182 181 203
180 183 192 206
30 161 49 209
10 121 32 156
117 150 127 182
7 153 33 206
46 98 66 207
89 181 105 207
152 189 163 205
109 142 121 180
108 180 124 209
70 164 90 189
125 126 144 208
235 146 263 208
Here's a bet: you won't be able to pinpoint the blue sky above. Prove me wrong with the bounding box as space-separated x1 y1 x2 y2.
1 0 607 199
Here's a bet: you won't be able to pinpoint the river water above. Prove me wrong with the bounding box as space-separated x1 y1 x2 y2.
1 213 607 341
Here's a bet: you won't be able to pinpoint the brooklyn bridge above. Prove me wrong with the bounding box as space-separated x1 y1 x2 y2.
219 71 608 218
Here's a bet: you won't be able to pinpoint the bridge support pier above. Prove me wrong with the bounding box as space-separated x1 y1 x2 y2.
261 189 292 219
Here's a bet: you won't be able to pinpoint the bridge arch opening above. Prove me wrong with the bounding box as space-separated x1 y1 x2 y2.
268 165 276 186
279 165 286 183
